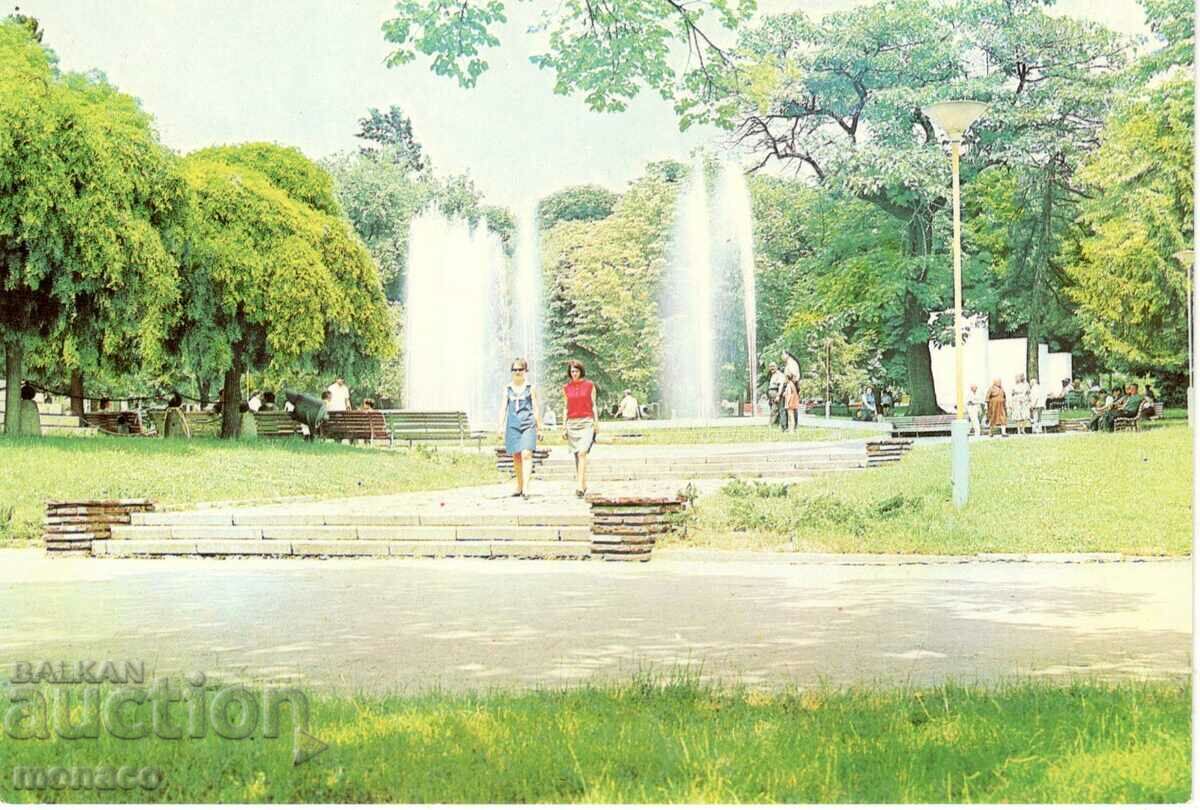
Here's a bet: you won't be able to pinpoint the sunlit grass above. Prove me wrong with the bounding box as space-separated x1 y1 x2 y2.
0 436 498 547
673 423 1192 555
0 678 1187 803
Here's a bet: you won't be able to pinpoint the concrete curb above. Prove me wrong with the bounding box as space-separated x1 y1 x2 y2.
653 549 1184 565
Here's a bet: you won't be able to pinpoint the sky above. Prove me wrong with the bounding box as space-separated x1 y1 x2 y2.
23 0 1155 210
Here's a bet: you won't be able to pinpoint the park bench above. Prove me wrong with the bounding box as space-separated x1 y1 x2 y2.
145 409 222 438
324 410 388 444
889 414 955 437
84 411 144 436
494 447 551 474
383 410 486 448
1114 402 1164 432
252 410 304 439
1036 409 1061 432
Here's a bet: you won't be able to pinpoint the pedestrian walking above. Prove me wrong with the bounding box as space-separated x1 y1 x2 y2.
562 360 598 498
497 358 543 499
1010 373 1031 435
1029 378 1046 433
767 362 786 431
784 373 801 433
966 383 984 437
986 377 1008 437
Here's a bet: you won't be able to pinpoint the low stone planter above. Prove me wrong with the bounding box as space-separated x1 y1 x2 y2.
865 438 914 467
586 494 686 562
44 499 155 556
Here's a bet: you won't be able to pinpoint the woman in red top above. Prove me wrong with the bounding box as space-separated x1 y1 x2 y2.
562 359 598 497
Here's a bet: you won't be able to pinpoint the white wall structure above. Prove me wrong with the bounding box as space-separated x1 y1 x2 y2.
1038 344 1074 392
930 315 1025 413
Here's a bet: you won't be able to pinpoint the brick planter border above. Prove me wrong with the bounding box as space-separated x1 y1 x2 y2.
44 499 155 556
586 494 685 562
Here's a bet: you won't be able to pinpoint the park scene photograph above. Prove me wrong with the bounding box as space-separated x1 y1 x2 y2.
0 0 1193 803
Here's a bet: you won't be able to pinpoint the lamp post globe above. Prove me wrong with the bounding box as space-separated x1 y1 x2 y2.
923 100 988 509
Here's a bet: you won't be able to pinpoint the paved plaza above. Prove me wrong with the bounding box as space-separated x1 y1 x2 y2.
1 550 1188 693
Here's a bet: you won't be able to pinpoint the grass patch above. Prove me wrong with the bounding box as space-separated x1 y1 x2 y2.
675 424 1192 555
0 436 498 547
0 678 1187 803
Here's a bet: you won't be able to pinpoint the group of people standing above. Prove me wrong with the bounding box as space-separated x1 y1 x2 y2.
498 358 598 500
765 362 802 431
967 374 1048 437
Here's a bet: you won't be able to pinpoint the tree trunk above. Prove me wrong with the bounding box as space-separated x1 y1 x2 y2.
69 369 85 416
220 356 243 439
905 335 940 416
4 341 23 435
1026 170 1055 381
903 212 941 416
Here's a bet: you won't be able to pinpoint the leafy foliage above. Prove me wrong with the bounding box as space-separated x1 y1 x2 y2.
324 148 432 299
537 185 619 229
382 0 754 112
173 145 393 428
541 170 679 400
1064 77 1194 372
356 105 431 173
0 21 185 428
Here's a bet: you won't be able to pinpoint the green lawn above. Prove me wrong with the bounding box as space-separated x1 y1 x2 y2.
0 679 1187 803
0 436 498 547
674 423 1192 555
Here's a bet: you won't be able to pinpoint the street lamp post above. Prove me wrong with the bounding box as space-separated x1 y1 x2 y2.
924 100 988 509
1173 249 1195 427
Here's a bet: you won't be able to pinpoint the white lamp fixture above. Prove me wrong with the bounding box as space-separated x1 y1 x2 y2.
923 101 990 142
923 99 988 509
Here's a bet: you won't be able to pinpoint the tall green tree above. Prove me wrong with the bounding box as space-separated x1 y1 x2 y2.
175 144 393 437
541 166 680 399
325 147 433 300
0 20 184 433
1064 77 1194 376
677 0 1126 412
1060 0 1193 386
356 105 431 173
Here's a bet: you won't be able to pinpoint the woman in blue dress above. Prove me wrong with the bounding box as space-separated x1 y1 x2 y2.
496 358 543 498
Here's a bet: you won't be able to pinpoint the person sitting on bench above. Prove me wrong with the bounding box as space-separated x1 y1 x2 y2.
1089 386 1122 431
1102 384 1143 432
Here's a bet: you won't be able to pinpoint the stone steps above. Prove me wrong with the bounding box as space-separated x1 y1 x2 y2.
540 460 863 472
534 461 861 481
540 452 865 467
129 511 590 528
111 523 589 542
93 539 592 559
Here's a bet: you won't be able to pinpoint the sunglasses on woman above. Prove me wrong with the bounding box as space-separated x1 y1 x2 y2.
512 366 527 372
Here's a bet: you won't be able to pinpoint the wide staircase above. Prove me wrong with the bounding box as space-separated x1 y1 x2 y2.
533 444 869 482
95 504 593 560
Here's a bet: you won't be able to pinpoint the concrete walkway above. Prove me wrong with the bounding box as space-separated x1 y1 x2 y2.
1 550 1187 693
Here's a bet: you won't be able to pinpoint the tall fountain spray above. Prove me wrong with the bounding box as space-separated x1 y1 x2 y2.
661 155 717 418
512 203 542 375
717 162 758 413
405 208 507 425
